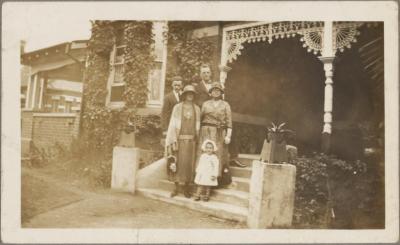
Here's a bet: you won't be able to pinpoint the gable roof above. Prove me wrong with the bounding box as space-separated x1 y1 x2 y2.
21 40 88 66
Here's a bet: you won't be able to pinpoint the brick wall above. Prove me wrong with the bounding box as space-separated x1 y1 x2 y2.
21 110 34 139
21 110 34 157
31 113 80 151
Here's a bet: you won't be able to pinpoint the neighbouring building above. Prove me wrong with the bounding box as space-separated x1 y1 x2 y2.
86 21 383 160
21 40 88 156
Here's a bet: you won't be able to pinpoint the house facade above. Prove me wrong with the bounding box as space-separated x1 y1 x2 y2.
21 40 88 155
90 21 383 159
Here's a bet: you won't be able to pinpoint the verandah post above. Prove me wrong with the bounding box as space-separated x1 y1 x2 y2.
319 21 336 153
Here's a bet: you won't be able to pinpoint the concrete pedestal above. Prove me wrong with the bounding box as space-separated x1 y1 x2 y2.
247 161 296 228
111 146 140 193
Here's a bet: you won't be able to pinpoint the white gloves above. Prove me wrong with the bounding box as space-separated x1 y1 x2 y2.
224 136 231 144
224 128 232 144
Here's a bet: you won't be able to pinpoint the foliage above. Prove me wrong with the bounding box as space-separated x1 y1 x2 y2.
81 21 159 158
123 21 154 108
81 107 122 155
78 21 217 185
292 155 330 227
267 122 295 144
81 21 116 157
29 142 67 167
29 144 50 167
83 54 111 108
166 22 216 87
88 21 115 58
268 122 292 134
291 153 379 228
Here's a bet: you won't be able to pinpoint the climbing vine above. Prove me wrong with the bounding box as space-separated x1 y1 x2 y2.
81 21 216 155
123 21 154 108
81 21 116 154
166 21 216 88
81 21 159 156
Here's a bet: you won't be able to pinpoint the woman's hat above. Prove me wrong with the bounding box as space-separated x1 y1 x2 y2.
171 76 183 82
209 82 224 94
181 84 197 98
201 139 218 151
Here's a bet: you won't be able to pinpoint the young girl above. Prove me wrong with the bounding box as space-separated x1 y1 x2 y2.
194 140 219 201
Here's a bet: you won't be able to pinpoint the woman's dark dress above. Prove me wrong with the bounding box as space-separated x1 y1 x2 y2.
176 103 197 183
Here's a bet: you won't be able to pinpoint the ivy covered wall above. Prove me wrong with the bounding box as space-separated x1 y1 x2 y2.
80 21 219 156
165 21 219 90
81 21 157 156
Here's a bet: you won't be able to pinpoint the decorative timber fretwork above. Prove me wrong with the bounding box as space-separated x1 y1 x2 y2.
223 21 364 63
333 22 363 52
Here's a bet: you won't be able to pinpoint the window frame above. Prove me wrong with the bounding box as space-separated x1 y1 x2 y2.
105 21 167 109
106 42 127 107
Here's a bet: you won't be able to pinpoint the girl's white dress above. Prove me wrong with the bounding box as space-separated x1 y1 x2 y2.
194 153 220 186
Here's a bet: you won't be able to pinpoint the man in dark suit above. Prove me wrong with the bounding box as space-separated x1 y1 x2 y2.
193 64 213 107
161 76 183 134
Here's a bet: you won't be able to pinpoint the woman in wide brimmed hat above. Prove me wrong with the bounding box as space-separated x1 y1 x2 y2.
165 84 201 198
197 82 232 182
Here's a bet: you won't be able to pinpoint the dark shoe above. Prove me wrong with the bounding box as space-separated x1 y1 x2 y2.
184 190 191 198
183 183 192 198
170 189 178 198
194 196 200 201
202 197 209 202
230 159 247 168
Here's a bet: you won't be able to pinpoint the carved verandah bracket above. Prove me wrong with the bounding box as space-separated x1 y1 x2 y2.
224 21 364 64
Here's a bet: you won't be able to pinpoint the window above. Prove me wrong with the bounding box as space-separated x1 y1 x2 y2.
51 96 60 112
58 96 66 113
65 101 72 113
106 21 167 108
107 26 126 106
147 21 167 106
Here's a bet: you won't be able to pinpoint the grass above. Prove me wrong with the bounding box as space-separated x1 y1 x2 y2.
21 170 84 224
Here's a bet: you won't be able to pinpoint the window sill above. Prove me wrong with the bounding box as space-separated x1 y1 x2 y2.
146 101 162 108
108 101 125 110
107 101 161 115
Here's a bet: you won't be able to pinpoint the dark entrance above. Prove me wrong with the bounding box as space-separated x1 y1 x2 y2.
225 24 384 159
225 38 325 154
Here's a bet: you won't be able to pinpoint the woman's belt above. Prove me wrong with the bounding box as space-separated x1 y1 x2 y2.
178 134 195 140
201 122 227 129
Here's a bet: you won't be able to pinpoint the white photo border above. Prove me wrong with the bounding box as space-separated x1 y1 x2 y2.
1 1 398 243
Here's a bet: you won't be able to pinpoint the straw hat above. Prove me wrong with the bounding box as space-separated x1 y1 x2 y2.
208 82 224 94
181 84 197 98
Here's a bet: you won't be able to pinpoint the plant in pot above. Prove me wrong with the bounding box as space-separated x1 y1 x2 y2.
118 117 136 148
260 122 294 163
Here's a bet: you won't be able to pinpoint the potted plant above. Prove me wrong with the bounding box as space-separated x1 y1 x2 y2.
260 122 293 163
118 118 136 148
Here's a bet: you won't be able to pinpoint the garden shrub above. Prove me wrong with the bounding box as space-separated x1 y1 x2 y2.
292 153 382 228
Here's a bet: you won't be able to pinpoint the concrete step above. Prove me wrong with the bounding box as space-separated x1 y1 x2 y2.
212 188 249 208
231 177 250 192
158 179 191 193
136 187 248 223
158 179 249 208
237 154 260 167
230 166 252 178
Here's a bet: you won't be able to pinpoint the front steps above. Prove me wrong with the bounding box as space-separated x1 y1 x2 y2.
136 154 259 223
136 188 248 222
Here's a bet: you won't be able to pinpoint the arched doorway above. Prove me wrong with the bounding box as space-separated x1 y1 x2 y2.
225 38 325 154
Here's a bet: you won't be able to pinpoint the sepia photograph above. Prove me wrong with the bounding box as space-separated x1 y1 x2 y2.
1 1 399 243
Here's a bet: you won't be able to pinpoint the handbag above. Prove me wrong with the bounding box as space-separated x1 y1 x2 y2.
217 164 232 187
166 155 177 178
